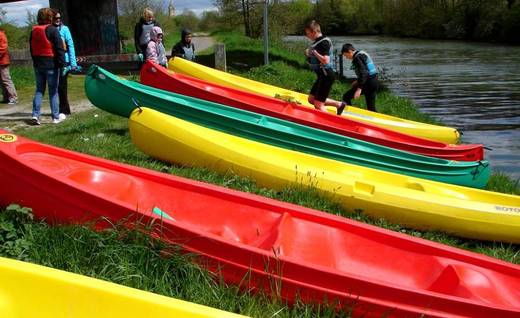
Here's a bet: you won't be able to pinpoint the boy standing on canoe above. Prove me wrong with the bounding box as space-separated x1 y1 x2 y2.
337 43 379 114
304 20 341 113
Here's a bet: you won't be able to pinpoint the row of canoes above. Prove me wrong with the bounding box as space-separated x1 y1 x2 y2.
2 58 519 317
85 63 519 243
1 130 519 317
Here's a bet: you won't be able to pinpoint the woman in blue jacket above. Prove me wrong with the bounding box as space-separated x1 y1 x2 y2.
53 10 80 118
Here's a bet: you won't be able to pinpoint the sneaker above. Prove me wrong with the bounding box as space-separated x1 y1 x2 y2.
52 118 62 124
31 117 41 125
7 99 17 105
58 113 67 121
337 101 347 115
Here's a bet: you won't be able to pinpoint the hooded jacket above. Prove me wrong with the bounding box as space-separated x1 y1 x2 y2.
171 29 195 61
134 17 161 54
146 26 167 66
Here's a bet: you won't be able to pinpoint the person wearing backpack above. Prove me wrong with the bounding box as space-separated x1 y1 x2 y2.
303 20 340 113
337 43 379 114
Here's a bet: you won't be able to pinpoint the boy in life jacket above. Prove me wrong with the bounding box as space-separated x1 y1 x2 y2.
337 43 379 114
146 26 167 67
171 28 195 61
304 20 341 113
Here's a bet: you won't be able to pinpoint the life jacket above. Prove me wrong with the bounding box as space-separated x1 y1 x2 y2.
353 50 377 76
31 24 54 57
308 37 335 72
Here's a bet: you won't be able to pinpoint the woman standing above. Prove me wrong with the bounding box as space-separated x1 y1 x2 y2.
53 9 79 119
134 8 160 61
29 7 65 125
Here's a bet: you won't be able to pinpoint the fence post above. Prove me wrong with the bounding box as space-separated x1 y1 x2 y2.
214 43 227 72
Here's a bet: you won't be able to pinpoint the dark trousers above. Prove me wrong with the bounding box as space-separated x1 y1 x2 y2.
343 76 378 112
58 71 70 115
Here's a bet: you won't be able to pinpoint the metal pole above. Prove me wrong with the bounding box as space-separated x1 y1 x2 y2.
263 0 269 65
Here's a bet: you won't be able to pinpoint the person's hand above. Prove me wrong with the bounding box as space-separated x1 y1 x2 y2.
304 48 311 57
354 88 362 99
61 66 71 76
138 53 144 62
73 65 82 73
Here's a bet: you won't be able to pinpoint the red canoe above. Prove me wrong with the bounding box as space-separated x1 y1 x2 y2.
1 130 518 318
140 61 483 161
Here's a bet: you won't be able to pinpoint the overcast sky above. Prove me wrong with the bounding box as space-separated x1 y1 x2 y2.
1 0 216 26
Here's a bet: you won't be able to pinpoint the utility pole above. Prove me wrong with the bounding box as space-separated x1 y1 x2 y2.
263 0 269 65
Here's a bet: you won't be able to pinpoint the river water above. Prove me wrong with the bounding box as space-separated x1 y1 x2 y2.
288 35 520 180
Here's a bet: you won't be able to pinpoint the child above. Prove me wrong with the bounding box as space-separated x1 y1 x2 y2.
171 28 195 61
337 43 378 114
146 26 167 67
304 20 340 113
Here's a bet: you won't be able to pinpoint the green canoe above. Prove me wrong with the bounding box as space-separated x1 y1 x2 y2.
85 65 490 188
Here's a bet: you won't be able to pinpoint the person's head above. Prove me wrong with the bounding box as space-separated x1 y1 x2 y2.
150 26 164 43
304 20 322 41
181 28 192 44
143 7 155 24
341 43 356 60
52 9 62 26
37 7 54 25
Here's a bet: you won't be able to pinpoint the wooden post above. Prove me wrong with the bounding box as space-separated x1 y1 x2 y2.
214 43 227 72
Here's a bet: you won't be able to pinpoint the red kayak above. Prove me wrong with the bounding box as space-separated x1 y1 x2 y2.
1 130 518 318
140 61 483 161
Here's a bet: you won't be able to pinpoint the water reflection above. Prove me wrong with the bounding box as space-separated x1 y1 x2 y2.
287 35 520 180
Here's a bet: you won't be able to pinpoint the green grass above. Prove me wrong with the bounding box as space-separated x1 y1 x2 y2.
2 32 520 317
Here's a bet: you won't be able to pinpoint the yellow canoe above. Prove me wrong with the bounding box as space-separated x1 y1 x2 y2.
129 108 520 243
0 256 247 318
168 57 460 144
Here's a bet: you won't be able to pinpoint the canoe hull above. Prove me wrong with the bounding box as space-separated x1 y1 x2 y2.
0 257 245 318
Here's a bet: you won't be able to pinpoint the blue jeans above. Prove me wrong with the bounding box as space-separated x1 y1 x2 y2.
32 67 60 119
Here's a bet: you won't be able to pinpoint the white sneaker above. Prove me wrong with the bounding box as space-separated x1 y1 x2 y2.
31 117 40 125
52 118 62 124
58 113 67 121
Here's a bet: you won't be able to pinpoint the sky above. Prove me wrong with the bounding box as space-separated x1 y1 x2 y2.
0 0 216 26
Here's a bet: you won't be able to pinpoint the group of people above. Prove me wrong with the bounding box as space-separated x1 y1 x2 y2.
304 20 379 113
29 7 80 125
6 7 374 126
134 7 196 68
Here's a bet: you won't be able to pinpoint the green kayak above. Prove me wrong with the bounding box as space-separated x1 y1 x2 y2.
85 65 490 188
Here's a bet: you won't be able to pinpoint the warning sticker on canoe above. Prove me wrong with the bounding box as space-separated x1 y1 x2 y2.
495 205 520 213
0 134 17 143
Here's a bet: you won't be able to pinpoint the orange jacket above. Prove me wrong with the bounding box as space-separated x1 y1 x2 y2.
0 30 10 65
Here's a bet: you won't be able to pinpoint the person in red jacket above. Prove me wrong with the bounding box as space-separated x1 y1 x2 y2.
0 27 17 104
29 7 65 125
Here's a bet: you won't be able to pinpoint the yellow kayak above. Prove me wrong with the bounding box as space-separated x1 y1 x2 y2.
0 256 247 318
168 57 460 144
129 108 520 243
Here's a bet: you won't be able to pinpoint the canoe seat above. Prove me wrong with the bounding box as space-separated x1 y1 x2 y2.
427 264 506 305
67 169 137 201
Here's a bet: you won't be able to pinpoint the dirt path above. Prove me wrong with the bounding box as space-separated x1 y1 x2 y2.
192 36 215 53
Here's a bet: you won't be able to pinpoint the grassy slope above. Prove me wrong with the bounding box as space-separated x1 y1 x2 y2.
1 32 519 317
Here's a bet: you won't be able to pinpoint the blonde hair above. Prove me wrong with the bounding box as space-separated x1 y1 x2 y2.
304 20 321 33
143 7 155 20
37 8 54 25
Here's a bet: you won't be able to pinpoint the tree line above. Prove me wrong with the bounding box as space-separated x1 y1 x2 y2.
213 0 520 44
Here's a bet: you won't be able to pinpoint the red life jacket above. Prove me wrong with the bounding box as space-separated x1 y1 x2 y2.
31 24 54 57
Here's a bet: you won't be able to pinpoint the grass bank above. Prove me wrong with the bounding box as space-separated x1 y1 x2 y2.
1 32 519 317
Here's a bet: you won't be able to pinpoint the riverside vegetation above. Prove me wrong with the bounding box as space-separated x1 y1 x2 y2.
1 32 519 317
